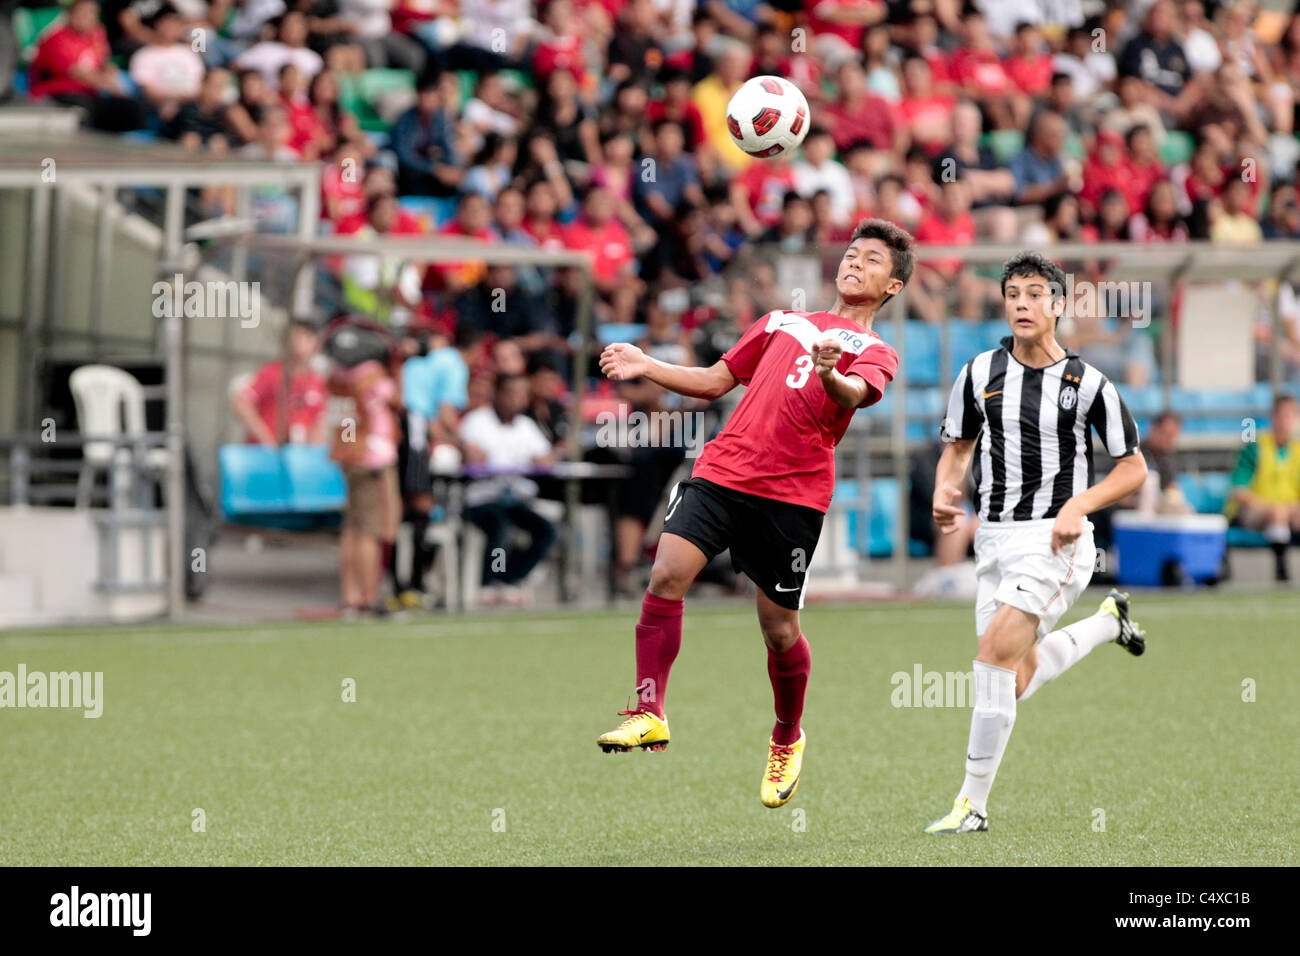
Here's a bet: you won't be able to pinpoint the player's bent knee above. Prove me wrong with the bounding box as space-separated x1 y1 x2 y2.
647 564 693 600
760 620 800 651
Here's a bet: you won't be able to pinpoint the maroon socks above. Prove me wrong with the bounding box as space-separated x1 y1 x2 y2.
768 636 811 746
634 592 684 719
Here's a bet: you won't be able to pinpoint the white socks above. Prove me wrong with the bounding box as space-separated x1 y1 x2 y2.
1266 522 1290 545
959 660 1017 816
1018 609 1121 702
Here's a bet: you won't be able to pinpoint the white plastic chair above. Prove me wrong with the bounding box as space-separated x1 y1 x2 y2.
69 365 169 508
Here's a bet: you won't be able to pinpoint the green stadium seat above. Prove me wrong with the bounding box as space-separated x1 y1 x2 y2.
14 5 64 58
341 69 416 132
1160 130 1194 166
983 130 1024 166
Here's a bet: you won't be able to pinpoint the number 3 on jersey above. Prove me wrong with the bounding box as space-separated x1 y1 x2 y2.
786 355 814 389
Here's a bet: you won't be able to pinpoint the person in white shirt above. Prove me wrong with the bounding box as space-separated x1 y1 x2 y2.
129 8 205 116
459 373 559 598
234 10 322 87
337 0 426 72
792 127 855 228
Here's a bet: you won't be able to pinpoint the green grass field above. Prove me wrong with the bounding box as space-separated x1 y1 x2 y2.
1 588 1296 866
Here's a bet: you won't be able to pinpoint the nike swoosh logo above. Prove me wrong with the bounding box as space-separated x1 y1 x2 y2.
1016 584 1031 593
639 729 653 739
774 584 800 592
967 754 991 761
983 390 1002 399
778 777 798 799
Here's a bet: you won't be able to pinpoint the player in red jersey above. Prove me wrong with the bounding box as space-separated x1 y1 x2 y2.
595 218 915 806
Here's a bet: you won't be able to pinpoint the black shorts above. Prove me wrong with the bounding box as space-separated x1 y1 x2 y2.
397 411 432 499
662 477 824 610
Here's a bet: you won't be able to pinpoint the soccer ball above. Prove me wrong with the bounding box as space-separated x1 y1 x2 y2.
725 76 811 158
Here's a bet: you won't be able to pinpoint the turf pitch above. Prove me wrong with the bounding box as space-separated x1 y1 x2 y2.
1 588 1296 866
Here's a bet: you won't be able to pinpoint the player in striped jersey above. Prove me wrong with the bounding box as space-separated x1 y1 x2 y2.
923 251 1150 834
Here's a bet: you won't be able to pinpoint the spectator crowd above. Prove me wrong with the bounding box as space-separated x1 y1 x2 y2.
8 0 1300 604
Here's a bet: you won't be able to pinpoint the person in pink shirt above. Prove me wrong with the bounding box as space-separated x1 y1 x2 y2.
326 325 402 616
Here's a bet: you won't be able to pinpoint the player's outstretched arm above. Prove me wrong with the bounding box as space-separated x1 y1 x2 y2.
599 342 738 400
933 438 976 534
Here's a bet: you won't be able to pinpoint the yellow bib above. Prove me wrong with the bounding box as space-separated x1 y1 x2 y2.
1251 432 1300 505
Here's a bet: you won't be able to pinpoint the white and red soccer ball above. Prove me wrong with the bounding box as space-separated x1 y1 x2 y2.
725 75 811 158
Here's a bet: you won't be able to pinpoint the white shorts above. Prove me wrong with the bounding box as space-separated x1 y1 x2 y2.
973 518 1096 639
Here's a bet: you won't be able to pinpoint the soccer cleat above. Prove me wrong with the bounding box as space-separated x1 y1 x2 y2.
923 797 988 834
1100 589 1145 656
597 708 670 753
760 732 805 807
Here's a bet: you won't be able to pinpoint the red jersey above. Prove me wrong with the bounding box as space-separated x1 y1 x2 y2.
692 310 898 512
30 25 110 98
239 360 328 444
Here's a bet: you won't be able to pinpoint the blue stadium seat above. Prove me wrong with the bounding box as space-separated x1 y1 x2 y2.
1179 472 1230 514
281 445 346 512
596 323 647 344
1227 527 1269 548
869 477 900 558
1120 385 1164 420
902 321 940 385
946 321 990 369
980 320 1008 353
219 445 288 517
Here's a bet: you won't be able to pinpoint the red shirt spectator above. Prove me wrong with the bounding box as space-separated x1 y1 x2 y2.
236 353 328 446
951 47 1011 96
30 20 110 98
1005 51 1054 96
915 208 976 277
564 213 633 283
1080 131 1131 215
804 0 885 52
734 160 798 229
898 94 956 154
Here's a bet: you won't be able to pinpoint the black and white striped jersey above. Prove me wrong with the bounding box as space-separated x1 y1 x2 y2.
940 336 1140 522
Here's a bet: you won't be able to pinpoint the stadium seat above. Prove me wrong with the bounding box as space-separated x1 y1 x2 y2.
280 445 346 513
944 320 989 368
902 321 940 385
1119 384 1165 420
14 6 63 60
983 130 1025 166
397 195 457 229
1179 472 1230 514
595 323 647 344
979 320 1008 352
1160 131 1195 166
219 445 289 517
339 69 416 133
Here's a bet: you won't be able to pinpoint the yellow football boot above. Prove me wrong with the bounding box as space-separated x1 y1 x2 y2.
760 731 805 807
597 708 670 753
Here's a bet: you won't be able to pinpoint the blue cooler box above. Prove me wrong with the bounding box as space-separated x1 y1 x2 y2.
1112 512 1227 587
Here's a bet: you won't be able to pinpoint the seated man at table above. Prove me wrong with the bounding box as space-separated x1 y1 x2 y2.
1226 393 1300 582
459 373 559 605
